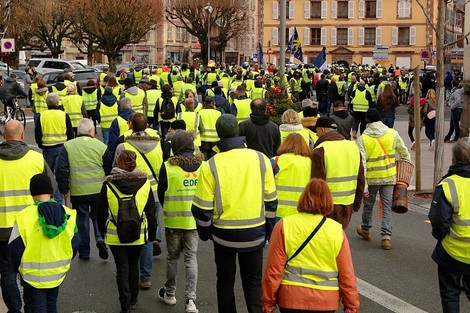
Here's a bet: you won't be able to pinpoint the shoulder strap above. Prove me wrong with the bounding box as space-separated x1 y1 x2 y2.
136 150 158 183
375 135 392 165
105 181 121 199
285 216 326 266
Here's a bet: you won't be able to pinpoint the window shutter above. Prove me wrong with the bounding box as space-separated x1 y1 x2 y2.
348 28 354 45
348 1 354 18
331 1 337 18
331 28 337 46
272 27 279 46
376 27 382 45
398 0 404 18
359 0 365 18
377 0 383 18
321 1 328 19
304 1 310 19
410 27 416 45
321 28 327 45
304 27 310 46
273 1 279 20
405 1 411 18
358 27 364 45
392 27 398 45
289 1 295 19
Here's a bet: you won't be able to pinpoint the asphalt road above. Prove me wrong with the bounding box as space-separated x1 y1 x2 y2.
3 106 468 313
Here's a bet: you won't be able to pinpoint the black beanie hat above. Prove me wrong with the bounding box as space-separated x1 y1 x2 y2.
216 114 239 139
30 174 53 196
171 130 195 155
365 108 381 123
170 119 186 130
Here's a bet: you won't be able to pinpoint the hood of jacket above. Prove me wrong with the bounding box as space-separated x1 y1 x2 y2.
314 130 345 147
215 136 246 153
124 86 139 96
442 164 470 180
37 200 69 239
0 141 30 160
249 113 271 126
161 90 173 98
124 132 160 154
332 109 350 119
119 108 134 119
279 123 303 132
101 93 117 107
301 116 318 128
35 87 48 96
168 152 204 172
105 168 147 194
82 86 97 94
53 83 67 91
362 121 389 138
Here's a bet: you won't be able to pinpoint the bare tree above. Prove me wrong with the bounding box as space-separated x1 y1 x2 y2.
166 0 249 65
69 0 161 72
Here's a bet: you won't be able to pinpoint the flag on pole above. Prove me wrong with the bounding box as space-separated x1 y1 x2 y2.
258 41 265 66
290 28 303 62
313 46 327 71
286 32 294 54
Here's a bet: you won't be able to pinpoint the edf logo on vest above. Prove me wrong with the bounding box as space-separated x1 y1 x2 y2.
183 171 198 187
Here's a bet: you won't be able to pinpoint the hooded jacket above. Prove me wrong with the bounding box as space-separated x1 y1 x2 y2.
239 113 281 158
96 168 157 242
331 110 353 140
0 77 27 102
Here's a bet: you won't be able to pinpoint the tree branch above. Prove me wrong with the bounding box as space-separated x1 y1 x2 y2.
415 0 438 34
444 29 470 48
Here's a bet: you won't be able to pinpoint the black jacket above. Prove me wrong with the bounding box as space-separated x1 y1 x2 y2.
238 113 281 158
315 78 329 95
0 77 27 103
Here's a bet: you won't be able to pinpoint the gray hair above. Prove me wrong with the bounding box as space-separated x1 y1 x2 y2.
46 93 60 108
452 142 470 166
120 97 132 110
77 118 95 135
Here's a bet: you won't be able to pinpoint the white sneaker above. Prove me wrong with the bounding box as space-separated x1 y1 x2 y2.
185 299 198 313
158 287 176 305
410 141 416 150
429 139 435 151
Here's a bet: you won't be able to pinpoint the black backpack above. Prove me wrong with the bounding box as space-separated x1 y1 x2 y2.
160 97 175 120
106 182 142 244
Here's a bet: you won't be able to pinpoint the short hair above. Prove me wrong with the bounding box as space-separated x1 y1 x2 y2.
87 79 95 87
281 109 301 125
297 179 334 215
213 86 222 95
277 132 311 157
120 97 132 110
236 84 246 94
130 113 147 132
184 89 195 98
108 77 119 87
66 83 78 95
77 118 95 135
452 142 470 166
46 93 60 108
184 98 195 110
250 99 267 114
162 84 172 93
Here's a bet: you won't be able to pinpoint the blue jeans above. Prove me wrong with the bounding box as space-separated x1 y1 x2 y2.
139 202 160 281
102 128 110 145
0 241 22 312
317 94 328 114
22 280 59 313
42 147 63 204
361 184 394 238
72 202 103 258
445 108 463 141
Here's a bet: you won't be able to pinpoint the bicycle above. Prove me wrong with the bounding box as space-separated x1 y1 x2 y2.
0 97 26 135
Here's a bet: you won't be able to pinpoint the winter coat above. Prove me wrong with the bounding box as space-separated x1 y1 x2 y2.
448 86 464 110
0 77 27 103
239 113 281 158
331 110 353 140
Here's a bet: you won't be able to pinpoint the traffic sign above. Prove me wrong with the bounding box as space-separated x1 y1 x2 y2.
131 56 136 62
373 45 389 61
267 48 273 55
1 38 15 53
420 50 430 61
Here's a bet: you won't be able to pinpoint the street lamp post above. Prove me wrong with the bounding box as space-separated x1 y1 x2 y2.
204 3 213 65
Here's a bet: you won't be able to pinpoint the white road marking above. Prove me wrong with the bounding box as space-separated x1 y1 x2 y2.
358 278 428 313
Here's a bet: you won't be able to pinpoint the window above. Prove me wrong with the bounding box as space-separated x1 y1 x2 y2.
397 0 411 18
310 28 321 45
365 0 376 18
337 28 348 45
310 1 321 18
337 1 349 18
167 25 173 41
176 27 181 41
398 27 410 45
365 28 376 45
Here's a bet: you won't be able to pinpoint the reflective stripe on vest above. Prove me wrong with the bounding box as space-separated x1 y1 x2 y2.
281 213 342 291
363 129 396 180
124 88 145 114
367 85 377 102
163 162 202 230
82 90 98 111
274 154 311 218
440 176 470 264
352 89 369 112
17 204 76 288
0 151 44 228
64 137 107 196
52 86 67 105
233 99 252 124
199 109 221 142
177 112 200 146
280 128 311 147
40 110 68 146
250 87 266 100
105 180 150 246
99 102 119 129
315 140 360 205
62 94 83 127
117 116 129 136
146 89 162 118
33 89 49 113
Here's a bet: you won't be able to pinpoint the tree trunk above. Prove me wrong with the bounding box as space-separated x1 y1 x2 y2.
108 56 117 73
433 0 446 186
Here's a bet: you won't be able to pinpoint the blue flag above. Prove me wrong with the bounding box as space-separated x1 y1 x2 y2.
290 28 303 62
313 46 327 70
258 41 265 66
286 32 294 53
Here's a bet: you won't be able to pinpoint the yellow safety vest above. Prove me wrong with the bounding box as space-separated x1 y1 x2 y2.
158 97 179 123
172 81 185 100
250 87 267 100
440 175 470 264
124 88 146 114
206 72 217 85
183 84 197 95
199 109 221 142
117 116 129 136
133 69 143 83
105 180 150 245
245 79 255 92
146 89 162 118
33 89 48 114
62 94 83 127
363 129 396 180
16 203 76 289
40 110 68 146
82 90 98 111
273 154 311 218
52 86 67 106
160 72 170 85
290 78 302 92
233 98 252 124
220 78 230 90
0 151 44 228
282 213 342 291
315 140 360 205
352 89 369 112
177 112 201 147
99 102 119 129
367 85 377 102
280 128 312 147
163 161 202 230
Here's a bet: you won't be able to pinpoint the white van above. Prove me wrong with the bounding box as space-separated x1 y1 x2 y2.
26 58 88 74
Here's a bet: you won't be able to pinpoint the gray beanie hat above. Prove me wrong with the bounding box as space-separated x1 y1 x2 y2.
216 114 239 139
171 130 195 155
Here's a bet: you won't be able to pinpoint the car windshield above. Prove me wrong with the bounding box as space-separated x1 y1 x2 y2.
70 62 87 69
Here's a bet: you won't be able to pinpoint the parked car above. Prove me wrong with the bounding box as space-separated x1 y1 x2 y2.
91 63 109 72
41 69 98 89
27 58 88 74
